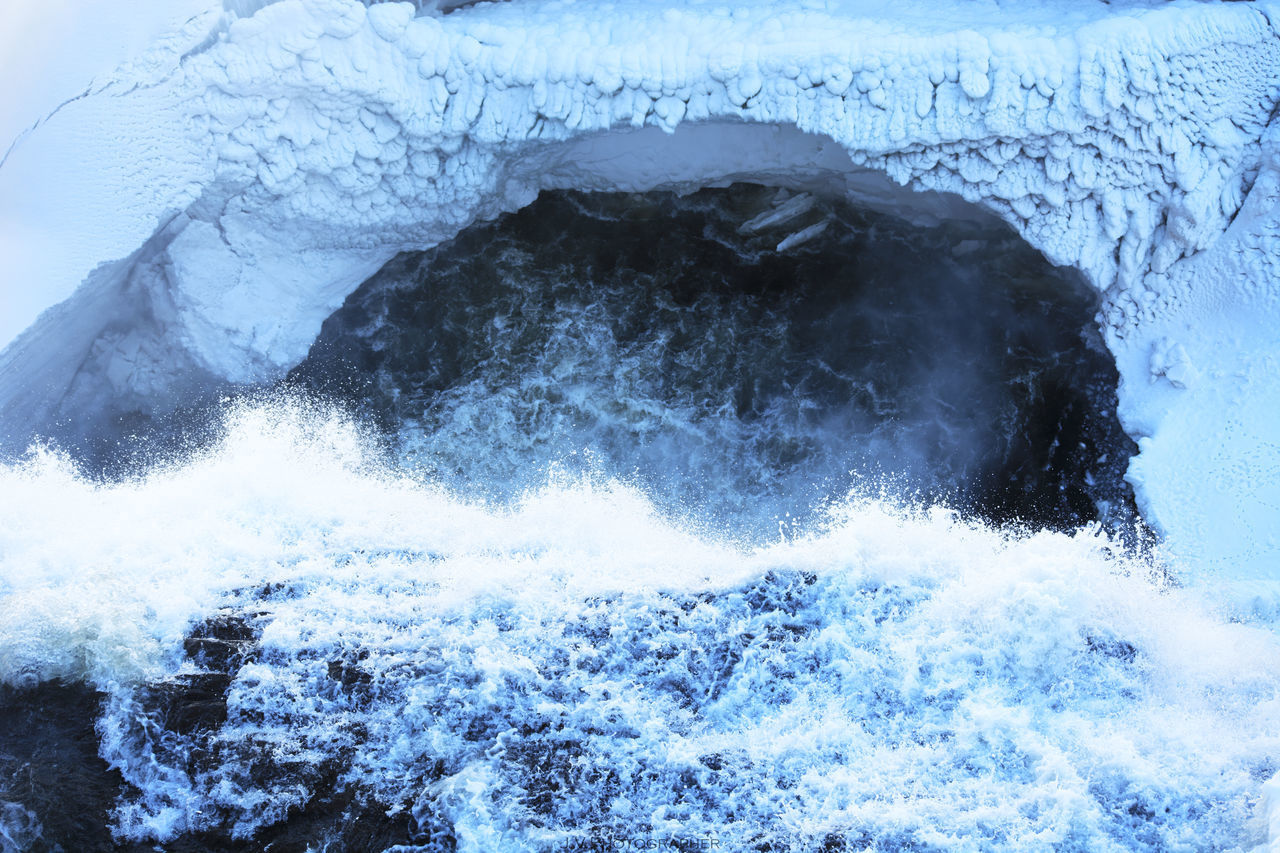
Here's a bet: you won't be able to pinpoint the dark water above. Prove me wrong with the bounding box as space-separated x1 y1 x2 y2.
294 184 1137 538
0 683 415 853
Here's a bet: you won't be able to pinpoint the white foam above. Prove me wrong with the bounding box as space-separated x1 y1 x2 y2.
0 400 1277 846
0 801 42 853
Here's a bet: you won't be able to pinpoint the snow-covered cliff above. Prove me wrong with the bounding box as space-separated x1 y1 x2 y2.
1 0 1279 583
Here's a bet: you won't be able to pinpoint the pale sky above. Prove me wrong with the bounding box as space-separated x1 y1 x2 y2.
1 0 85 151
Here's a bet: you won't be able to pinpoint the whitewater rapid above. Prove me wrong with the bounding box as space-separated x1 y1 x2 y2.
1 400 1278 850
290 186 1136 537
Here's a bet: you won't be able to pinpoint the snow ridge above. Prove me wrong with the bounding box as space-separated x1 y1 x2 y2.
192 0 1277 283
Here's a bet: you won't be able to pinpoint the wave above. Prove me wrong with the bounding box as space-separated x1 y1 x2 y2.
1 399 1277 849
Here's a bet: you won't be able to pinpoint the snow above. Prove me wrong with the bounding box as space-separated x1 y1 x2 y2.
0 0 1279 584
1115 120 1280 601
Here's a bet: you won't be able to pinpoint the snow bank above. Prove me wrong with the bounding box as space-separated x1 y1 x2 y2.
1 0 1279 582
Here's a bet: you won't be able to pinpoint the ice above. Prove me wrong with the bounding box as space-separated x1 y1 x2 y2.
738 191 817 234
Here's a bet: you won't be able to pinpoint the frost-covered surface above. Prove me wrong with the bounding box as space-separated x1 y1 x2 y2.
1114 120 1280 591
0 0 223 348
1 403 1278 850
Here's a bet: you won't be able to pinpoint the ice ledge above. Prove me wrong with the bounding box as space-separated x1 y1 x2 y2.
1 0 1280 583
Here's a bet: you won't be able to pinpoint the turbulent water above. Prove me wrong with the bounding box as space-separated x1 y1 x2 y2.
294 186 1134 538
2 187 1279 851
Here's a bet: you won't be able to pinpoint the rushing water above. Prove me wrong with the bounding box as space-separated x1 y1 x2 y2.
294 186 1135 539
1 188 1278 852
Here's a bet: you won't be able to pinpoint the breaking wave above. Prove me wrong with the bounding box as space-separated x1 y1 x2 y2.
1 401 1278 850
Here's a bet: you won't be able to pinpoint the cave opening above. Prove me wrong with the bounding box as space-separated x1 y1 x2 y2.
291 183 1139 539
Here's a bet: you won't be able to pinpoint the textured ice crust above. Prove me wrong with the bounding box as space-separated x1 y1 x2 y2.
111 0 1280 374
2 0 1280 584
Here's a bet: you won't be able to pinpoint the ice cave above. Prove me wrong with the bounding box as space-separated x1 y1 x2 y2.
2 0 1280 849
